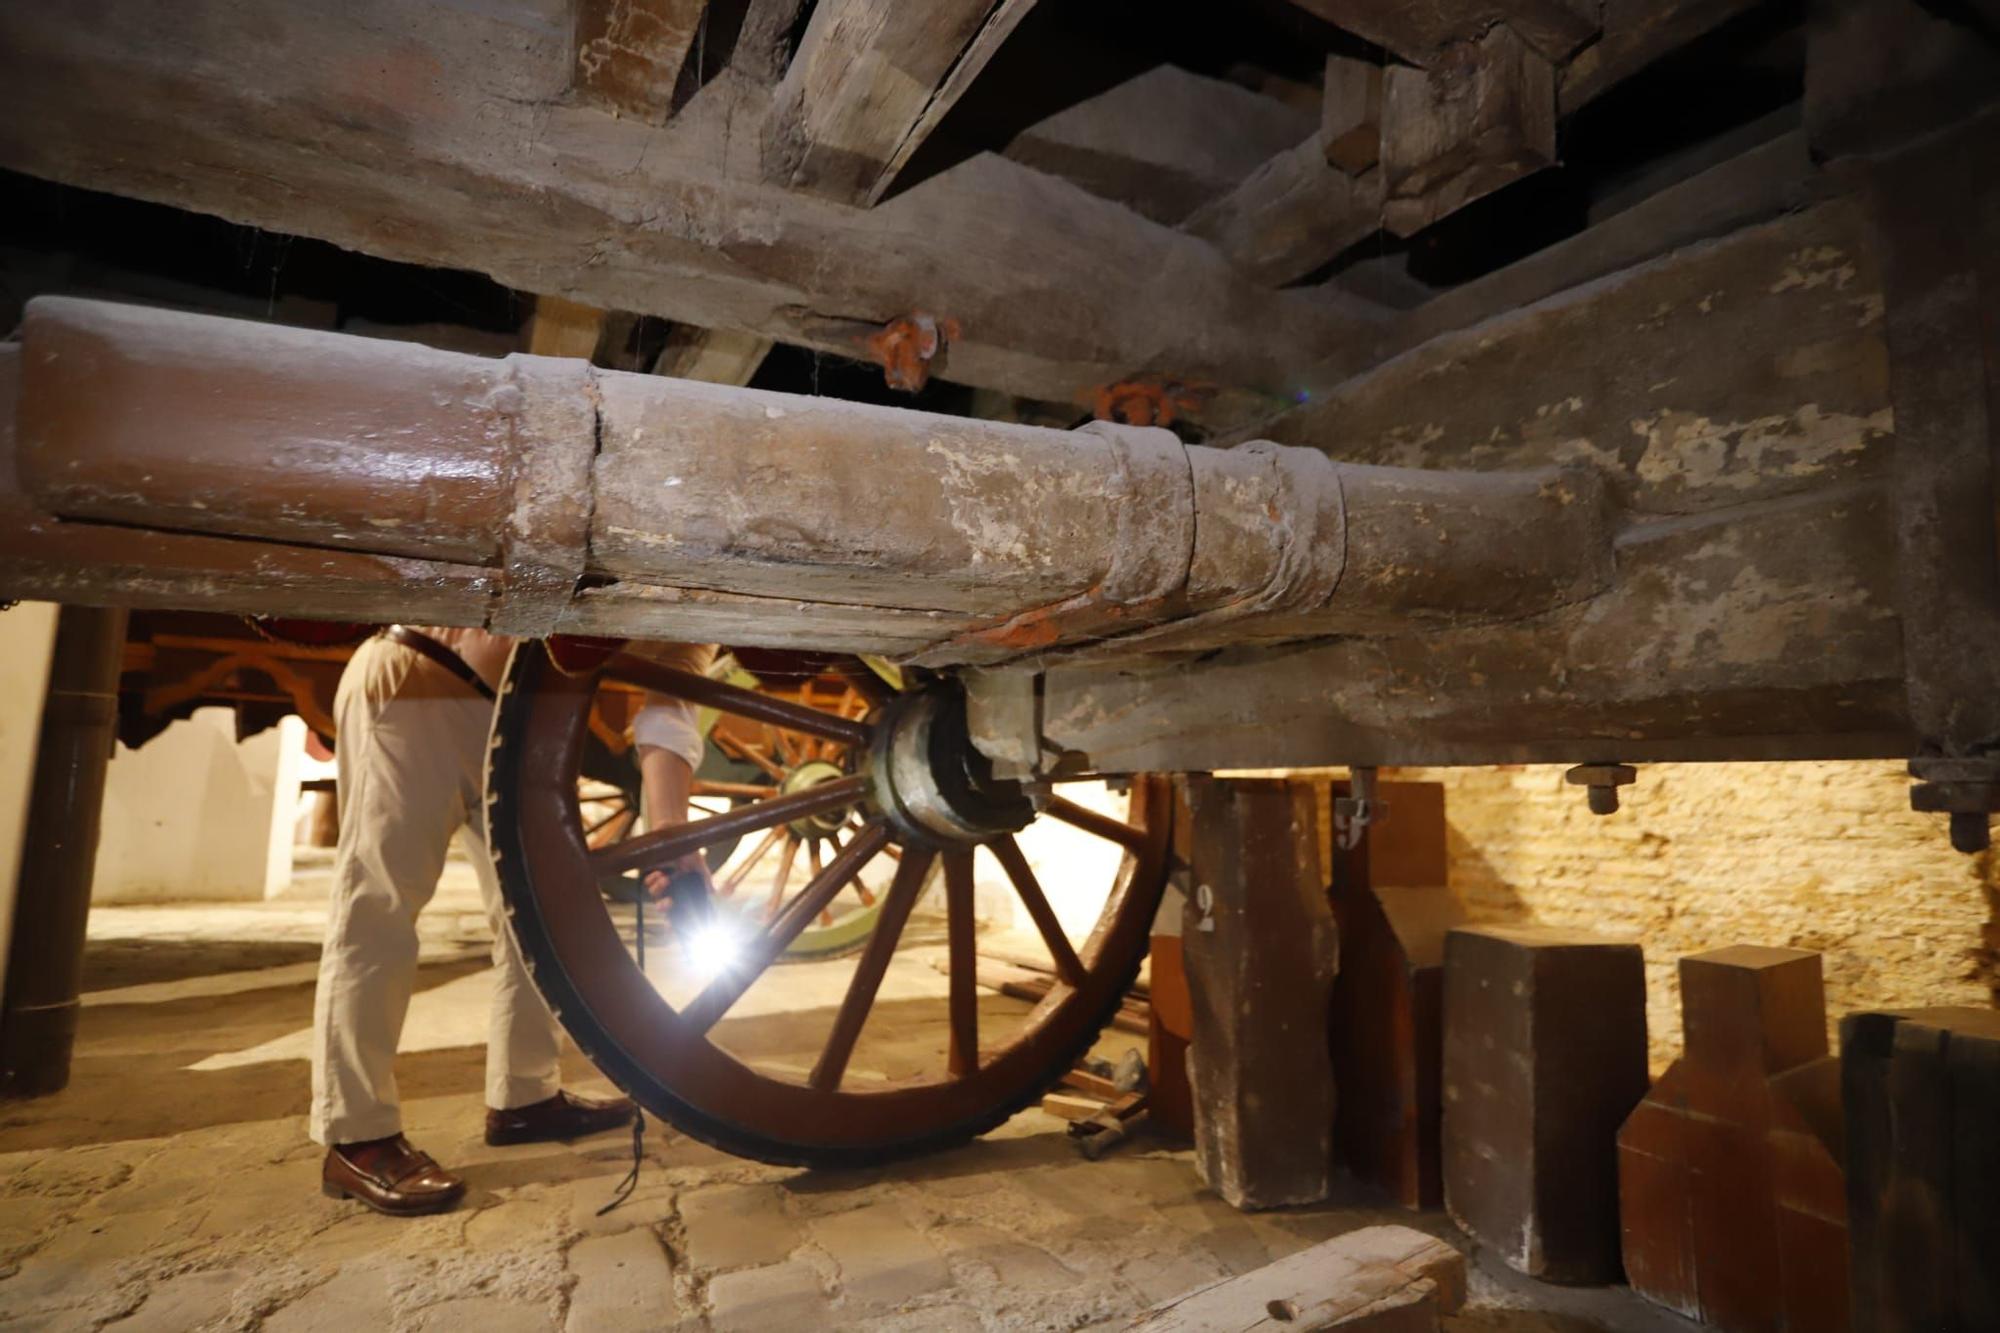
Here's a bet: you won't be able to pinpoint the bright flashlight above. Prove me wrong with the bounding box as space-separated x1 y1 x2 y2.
684 919 742 975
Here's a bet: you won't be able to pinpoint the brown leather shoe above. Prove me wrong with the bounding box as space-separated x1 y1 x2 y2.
321 1134 465 1216
485 1090 636 1146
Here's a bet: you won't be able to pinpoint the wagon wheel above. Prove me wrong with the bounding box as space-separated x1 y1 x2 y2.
486 639 1171 1167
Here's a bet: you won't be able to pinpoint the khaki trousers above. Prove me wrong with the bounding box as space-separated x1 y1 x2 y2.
309 636 563 1146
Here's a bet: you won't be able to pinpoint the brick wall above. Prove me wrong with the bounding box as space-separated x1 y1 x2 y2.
1405 761 2000 1068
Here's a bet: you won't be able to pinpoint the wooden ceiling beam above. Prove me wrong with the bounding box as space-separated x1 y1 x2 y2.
0 0 1379 425
1283 0 1600 65
764 0 1039 205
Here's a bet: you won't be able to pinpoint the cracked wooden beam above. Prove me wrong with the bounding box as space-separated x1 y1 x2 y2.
8 296 1610 654
0 0 1372 424
764 0 1038 205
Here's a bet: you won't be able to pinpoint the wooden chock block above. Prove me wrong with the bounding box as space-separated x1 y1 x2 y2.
1181 775 1339 1211
1843 1006 2000 1333
1442 924 1647 1283
1127 1224 1463 1331
1618 946 1849 1331
1328 779 1463 1208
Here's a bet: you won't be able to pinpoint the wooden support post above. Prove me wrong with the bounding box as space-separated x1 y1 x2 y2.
0 605 127 1097
1181 775 1338 1210
1843 1007 2000 1332
1381 24 1556 237
1327 780 1463 1209
1321 53 1383 176
1442 925 1648 1282
1618 947 1850 1331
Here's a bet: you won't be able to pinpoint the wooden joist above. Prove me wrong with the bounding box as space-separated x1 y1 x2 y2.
764 0 1038 205
1181 138 1382 287
0 0 1375 423
1004 66 1316 226
652 325 774 384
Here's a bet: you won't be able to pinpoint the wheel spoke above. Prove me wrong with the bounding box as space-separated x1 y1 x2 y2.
762 835 802 919
944 849 979 1077
1045 794 1147 854
720 827 784 895
590 774 869 878
583 802 631 838
677 822 892 1035
606 653 872 748
990 835 1085 987
719 733 787 782
691 779 781 800
810 846 936 1091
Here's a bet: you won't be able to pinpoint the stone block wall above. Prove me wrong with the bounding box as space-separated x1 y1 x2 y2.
1402 760 1999 1068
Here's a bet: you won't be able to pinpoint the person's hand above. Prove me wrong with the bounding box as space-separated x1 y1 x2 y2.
644 852 714 903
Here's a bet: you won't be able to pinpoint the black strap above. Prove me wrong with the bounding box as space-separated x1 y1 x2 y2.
385 627 497 702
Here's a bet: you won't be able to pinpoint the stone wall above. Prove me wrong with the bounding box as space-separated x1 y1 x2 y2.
1405 761 2000 1068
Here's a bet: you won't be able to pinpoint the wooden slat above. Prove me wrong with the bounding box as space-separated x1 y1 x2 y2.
765 0 1038 205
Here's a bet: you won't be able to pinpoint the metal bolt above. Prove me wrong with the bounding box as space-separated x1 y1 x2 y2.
1949 812 1990 855
1565 763 1636 816
1909 756 2000 856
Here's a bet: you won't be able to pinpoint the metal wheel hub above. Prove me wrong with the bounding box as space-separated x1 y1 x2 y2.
866 687 1033 847
781 759 854 839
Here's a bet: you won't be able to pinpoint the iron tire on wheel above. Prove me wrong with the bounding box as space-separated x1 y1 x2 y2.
485 639 1171 1169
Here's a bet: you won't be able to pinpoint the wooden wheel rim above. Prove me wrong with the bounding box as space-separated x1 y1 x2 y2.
486 641 1171 1166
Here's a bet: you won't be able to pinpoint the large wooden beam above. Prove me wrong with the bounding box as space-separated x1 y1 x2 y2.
0 0 1371 422
985 198 1916 771
764 0 1037 205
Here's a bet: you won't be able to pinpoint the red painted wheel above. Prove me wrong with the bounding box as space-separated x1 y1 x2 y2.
485 640 1172 1167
